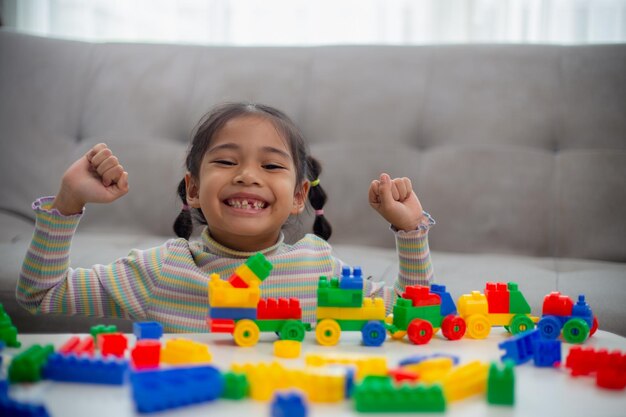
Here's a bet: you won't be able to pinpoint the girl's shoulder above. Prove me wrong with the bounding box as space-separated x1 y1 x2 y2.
285 233 333 255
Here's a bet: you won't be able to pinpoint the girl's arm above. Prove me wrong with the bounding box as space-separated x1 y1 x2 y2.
17 197 164 319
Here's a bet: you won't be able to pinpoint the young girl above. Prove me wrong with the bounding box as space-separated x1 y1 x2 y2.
17 102 435 332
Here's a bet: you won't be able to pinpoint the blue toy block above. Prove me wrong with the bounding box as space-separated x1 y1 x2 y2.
0 379 7 398
339 266 364 290
499 329 540 365
133 322 163 340
209 307 257 320
430 284 458 316
344 367 355 399
130 365 224 413
270 391 308 417
0 396 50 417
532 338 561 367
43 353 129 385
398 353 460 367
572 295 594 327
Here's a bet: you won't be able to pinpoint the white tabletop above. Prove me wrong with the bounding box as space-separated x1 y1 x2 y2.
3 329 625 417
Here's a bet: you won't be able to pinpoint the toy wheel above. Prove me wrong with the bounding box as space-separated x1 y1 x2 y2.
441 315 466 340
385 314 406 340
562 318 589 344
407 319 434 345
361 321 387 347
279 320 306 342
509 314 535 335
466 314 491 339
233 319 260 347
316 319 341 346
590 316 599 337
537 316 561 339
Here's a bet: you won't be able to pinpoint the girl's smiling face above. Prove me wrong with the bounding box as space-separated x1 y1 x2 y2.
185 115 309 252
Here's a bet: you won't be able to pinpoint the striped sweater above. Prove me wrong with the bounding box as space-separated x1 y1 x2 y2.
17 197 435 332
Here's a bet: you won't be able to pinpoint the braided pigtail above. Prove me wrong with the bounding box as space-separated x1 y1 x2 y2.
173 178 193 239
307 156 332 240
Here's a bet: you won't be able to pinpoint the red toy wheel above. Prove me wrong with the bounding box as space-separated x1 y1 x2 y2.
407 319 434 345
590 316 599 336
441 315 466 341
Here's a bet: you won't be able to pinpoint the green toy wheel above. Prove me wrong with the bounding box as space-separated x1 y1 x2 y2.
562 318 590 344
279 320 306 341
509 314 535 335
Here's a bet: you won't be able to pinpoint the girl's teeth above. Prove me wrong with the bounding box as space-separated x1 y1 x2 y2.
228 199 265 209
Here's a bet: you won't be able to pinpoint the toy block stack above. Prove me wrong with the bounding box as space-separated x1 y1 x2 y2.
317 266 364 310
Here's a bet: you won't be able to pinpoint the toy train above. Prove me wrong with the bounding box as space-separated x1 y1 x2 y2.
206 254 599 346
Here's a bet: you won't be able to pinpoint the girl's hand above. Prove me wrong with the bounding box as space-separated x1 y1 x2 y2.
52 143 129 215
368 173 426 232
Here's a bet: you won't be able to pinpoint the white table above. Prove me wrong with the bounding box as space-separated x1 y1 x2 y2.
3 329 625 417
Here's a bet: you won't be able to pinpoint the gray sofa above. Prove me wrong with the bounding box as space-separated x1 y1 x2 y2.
1 30 625 336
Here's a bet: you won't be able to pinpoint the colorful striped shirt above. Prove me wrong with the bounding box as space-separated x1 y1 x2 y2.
17 197 435 332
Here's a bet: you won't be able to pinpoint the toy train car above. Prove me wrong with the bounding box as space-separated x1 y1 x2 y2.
538 292 598 344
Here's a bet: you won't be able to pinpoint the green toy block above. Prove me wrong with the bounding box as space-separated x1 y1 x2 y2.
392 300 442 330
507 282 531 314
246 253 273 282
254 319 311 339
317 276 363 307
8 344 54 383
487 361 515 405
221 371 249 400
0 303 21 347
333 319 372 331
90 324 118 343
354 375 446 412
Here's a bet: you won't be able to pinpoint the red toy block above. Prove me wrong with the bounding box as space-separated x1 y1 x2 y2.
388 367 420 383
401 285 441 307
59 336 94 356
131 340 161 370
257 298 302 320
597 368 626 390
97 333 128 357
485 282 509 314
207 318 235 333
228 274 249 289
542 292 574 316
566 346 626 377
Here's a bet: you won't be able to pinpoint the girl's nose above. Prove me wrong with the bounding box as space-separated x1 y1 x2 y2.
233 166 261 186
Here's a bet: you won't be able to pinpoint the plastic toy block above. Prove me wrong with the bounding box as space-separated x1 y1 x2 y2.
339 266 364 290
90 324 117 343
487 361 515 405
565 346 626 377
58 336 95 356
243 252 273 281
388 367 420 383
133 321 163 340
403 357 455 384
316 297 385 321
317 276 363 307
507 282 531 314
130 365 224 413
228 274 249 288
391 299 441 330
572 295 594 323
542 292 574 316
8 344 54 383
161 338 212 365
457 291 489 317
271 391 308 417
498 329 540 365
532 338 561 367
0 396 51 417
274 340 301 358
207 318 235 333
402 285 441 307
131 340 161 370
0 303 21 348
43 353 129 385
485 282 509 314
430 284 457 316
442 360 489 402
0 378 6 397
301 367 347 403
305 353 387 381
399 353 460 368
209 306 257 320
208 273 261 308
597 367 626 390
258 297 303 320
221 371 249 399
354 375 446 413
97 333 128 357
227 253 273 288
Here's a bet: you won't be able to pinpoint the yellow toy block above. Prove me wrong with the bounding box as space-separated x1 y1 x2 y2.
402 357 455 384
316 297 386 321
273 340 301 359
305 353 387 381
160 338 212 365
457 291 489 317
235 264 262 287
442 360 489 402
208 273 261 308
304 367 346 403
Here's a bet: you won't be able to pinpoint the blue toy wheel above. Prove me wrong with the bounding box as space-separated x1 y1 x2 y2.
361 321 387 347
537 316 561 339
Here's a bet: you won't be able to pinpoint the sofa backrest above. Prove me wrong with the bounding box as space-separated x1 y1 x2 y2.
1 31 625 262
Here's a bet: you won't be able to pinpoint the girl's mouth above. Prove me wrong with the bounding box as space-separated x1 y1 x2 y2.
224 198 267 211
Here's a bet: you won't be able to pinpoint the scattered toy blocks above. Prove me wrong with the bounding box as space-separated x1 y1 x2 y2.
97 333 128 357
161 338 212 365
274 340 301 358
442 360 489 402
271 391 308 417
58 336 95 356
8 344 54 383
131 339 161 370
487 361 515 405
565 346 626 390
43 353 129 385
221 371 249 400
354 375 446 413
133 321 163 340
0 303 21 348
498 329 540 365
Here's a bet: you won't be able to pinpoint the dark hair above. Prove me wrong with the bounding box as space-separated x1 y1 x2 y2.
173 102 332 241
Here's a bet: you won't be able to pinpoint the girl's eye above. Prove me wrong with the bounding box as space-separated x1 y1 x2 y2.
263 164 285 170
213 160 236 166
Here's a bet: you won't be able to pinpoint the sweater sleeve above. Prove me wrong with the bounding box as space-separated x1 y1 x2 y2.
17 197 165 320
364 211 436 314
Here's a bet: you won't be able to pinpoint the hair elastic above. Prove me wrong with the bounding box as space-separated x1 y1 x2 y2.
182 203 190 211
315 209 324 216
310 178 320 187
